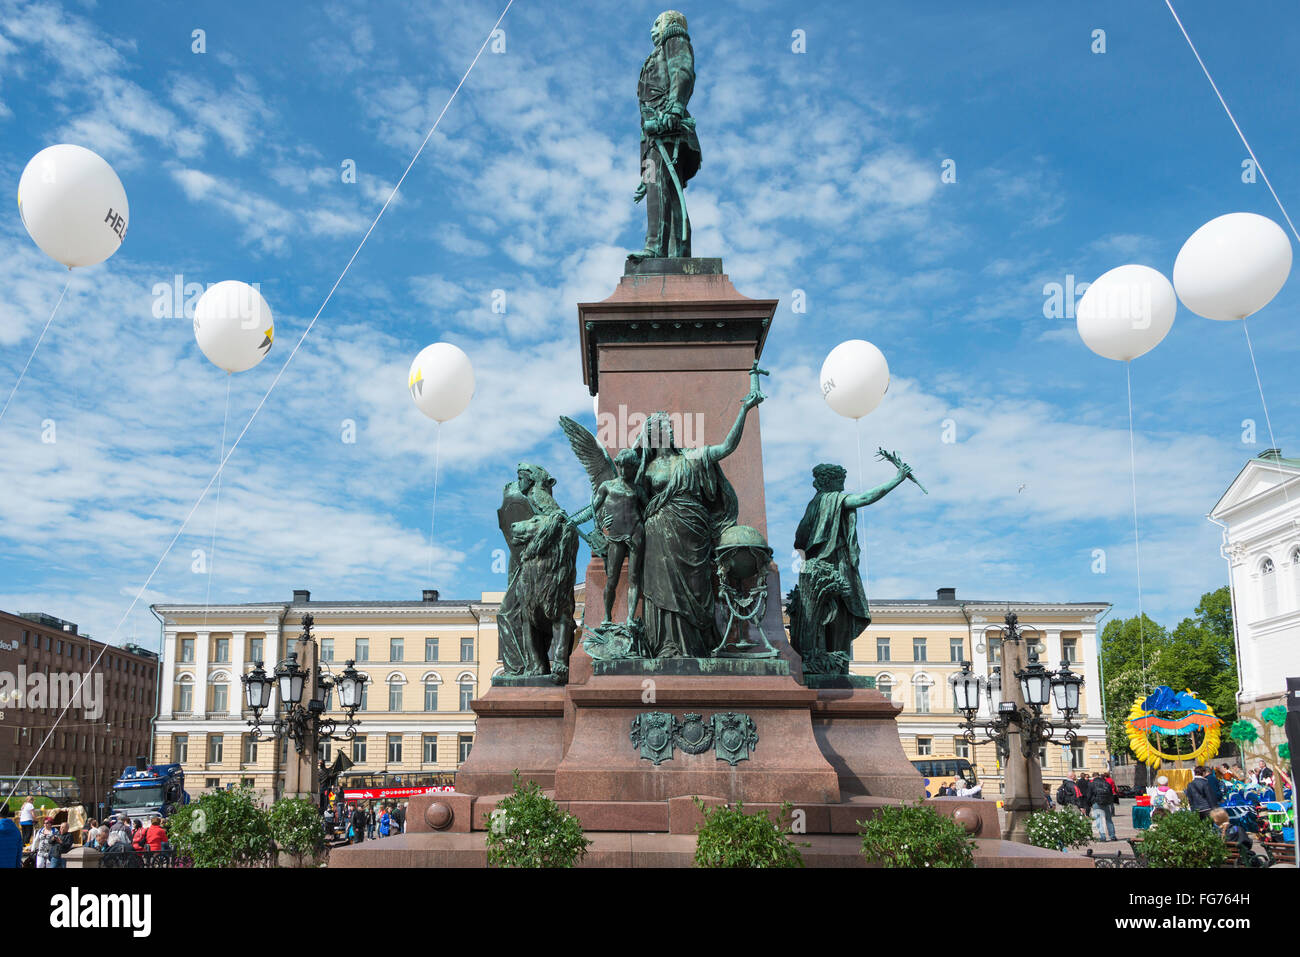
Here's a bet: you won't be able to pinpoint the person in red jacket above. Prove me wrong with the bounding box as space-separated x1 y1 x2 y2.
144 816 167 851
131 819 147 850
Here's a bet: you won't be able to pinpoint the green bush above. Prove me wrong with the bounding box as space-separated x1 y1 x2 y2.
1025 808 1095 851
1141 810 1227 868
268 797 325 867
164 787 273 868
859 802 975 868
693 800 805 868
485 772 591 868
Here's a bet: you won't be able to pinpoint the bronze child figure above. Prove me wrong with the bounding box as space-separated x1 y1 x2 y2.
593 447 646 626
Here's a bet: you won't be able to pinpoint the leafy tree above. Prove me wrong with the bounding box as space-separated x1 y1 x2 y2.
858 802 975 868
164 787 273 868
693 800 805 868
485 773 590 868
1100 614 1167 755
268 797 325 867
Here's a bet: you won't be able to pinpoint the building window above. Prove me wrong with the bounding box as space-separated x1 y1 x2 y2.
916 737 932 756
460 638 474 662
354 638 369 662
180 638 194 662
915 678 932 714
175 734 189 763
359 683 369 711
1261 558 1278 617
424 682 439 712
213 637 229 662
986 637 1002 671
876 638 890 662
320 638 334 663
210 681 228 714
1062 638 1077 665
458 734 473 763
388 681 403 712
425 637 439 661
387 734 402 763
1071 742 1086 770
241 778 254 788
206 778 220 790
459 681 474 711
208 734 224 764
318 739 331 763
242 736 257 765
423 734 438 763
175 679 193 714
390 638 404 662
876 676 893 700
248 637 263 662
912 638 927 662
954 739 970 760
1039 746 1049 767
352 738 367 764
949 638 964 662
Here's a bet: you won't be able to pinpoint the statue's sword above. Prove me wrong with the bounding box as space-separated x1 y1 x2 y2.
653 135 690 244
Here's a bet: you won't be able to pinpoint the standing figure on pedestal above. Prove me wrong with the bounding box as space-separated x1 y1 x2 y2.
636 366 764 658
496 463 579 683
786 460 912 676
593 448 647 626
629 10 701 261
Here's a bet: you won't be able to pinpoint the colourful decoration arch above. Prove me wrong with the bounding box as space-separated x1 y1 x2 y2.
1124 686 1222 770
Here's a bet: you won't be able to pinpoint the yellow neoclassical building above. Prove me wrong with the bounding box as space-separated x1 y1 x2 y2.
855 588 1111 787
152 584 1109 799
151 588 525 801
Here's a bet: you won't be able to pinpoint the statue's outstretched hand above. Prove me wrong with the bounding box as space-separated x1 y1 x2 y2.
742 389 764 411
897 464 913 481
633 182 646 203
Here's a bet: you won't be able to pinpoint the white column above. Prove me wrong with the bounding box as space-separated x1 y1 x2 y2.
159 627 178 715
194 631 210 716
1080 626 1101 720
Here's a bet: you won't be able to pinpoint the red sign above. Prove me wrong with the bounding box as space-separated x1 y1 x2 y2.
341 785 454 800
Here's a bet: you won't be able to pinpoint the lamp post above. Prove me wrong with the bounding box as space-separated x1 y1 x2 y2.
951 612 1084 843
241 615 367 802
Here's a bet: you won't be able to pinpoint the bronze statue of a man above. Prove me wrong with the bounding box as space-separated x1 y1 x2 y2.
786 461 911 675
629 10 701 261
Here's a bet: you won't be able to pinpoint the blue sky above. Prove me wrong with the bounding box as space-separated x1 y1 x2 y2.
0 0 1296 650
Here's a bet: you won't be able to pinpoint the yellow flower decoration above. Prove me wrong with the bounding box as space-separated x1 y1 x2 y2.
1124 688 1222 770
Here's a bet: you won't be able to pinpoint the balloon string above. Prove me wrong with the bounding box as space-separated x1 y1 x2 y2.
856 417 868 602
1241 320 1290 504
1126 361 1149 692
0 273 72 425
33 0 515 719
427 422 442 584
204 374 232 628
1164 1 1300 245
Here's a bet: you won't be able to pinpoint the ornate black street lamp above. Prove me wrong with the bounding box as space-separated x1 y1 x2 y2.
951 612 1084 758
241 615 367 755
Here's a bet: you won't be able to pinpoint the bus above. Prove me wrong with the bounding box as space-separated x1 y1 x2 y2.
336 771 456 802
0 775 82 811
910 756 980 797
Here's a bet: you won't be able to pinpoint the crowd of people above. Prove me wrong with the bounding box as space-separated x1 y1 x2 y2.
0 794 169 868
323 800 408 844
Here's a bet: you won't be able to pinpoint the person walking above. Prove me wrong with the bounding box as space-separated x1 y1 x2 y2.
1185 766 1220 819
1089 773 1118 842
30 818 55 868
1076 772 1093 816
1056 776 1076 809
378 806 391 838
0 805 23 868
143 816 167 852
18 796 35 845
366 804 376 839
393 802 406 834
349 803 366 844
46 824 71 869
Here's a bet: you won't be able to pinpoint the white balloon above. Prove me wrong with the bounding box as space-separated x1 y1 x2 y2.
17 144 129 268
193 281 274 373
409 342 475 422
820 339 890 419
1173 212 1292 320
1075 264 1177 362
